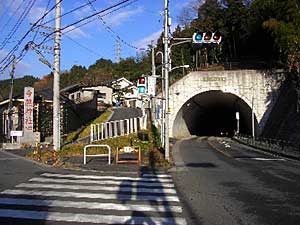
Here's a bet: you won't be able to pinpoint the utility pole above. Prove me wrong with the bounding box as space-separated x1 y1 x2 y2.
163 0 170 161
151 40 156 125
53 0 61 151
156 51 165 149
7 55 15 142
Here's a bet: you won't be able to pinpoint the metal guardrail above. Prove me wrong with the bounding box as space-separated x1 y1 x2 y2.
90 116 146 142
83 144 111 165
234 134 300 159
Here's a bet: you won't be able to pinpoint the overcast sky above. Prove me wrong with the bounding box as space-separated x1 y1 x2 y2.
0 0 194 80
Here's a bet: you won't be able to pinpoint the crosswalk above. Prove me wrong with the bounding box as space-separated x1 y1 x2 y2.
0 172 187 224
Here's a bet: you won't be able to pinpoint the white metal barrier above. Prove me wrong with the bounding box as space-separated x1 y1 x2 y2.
83 144 111 165
90 116 146 142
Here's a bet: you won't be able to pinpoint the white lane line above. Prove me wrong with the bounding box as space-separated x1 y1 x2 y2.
0 198 182 213
0 158 19 160
41 173 172 183
16 183 177 194
0 209 187 225
1 189 180 202
142 174 172 178
29 177 175 188
235 157 286 161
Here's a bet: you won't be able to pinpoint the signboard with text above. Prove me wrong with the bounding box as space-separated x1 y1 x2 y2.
24 87 34 132
147 76 156 96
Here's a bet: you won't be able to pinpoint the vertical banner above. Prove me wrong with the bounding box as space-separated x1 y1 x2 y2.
24 87 34 132
147 76 156 96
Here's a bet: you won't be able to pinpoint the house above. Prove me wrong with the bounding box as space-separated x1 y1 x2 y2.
110 77 140 107
62 77 141 108
61 83 113 111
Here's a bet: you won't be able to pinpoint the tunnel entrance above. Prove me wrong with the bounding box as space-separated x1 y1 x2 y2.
173 90 258 138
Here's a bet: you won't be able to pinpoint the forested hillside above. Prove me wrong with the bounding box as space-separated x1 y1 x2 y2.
0 75 39 101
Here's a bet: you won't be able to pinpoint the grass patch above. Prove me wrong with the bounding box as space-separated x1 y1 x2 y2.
78 110 112 138
63 110 112 143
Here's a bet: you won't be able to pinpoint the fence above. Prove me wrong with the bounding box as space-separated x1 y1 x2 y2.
234 133 300 159
90 116 146 142
83 144 111 165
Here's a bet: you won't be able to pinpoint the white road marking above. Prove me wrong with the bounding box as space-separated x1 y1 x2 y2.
235 157 285 161
0 209 187 225
0 158 19 160
0 198 182 213
16 183 177 194
142 174 172 178
41 173 172 182
29 177 175 188
1 189 180 202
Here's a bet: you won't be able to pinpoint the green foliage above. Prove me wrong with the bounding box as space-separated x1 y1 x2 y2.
64 110 112 143
0 75 39 100
61 130 154 157
78 110 112 138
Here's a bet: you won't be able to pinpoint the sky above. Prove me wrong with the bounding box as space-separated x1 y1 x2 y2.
0 0 195 80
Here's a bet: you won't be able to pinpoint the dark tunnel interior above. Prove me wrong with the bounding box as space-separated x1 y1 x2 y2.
173 90 258 138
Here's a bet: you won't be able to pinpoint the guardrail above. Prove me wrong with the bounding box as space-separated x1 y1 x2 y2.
83 144 111 165
234 133 300 159
90 116 146 142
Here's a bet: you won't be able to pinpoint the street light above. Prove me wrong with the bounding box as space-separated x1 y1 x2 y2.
170 65 189 72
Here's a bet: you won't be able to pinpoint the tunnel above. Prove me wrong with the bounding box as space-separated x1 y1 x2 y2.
173 90 258 138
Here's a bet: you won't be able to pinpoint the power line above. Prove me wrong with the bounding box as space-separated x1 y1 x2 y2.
64 35 104 58
41 0 99 26
0 0 25 36
34 1 140 46
0 0 64 73
0 0 136 75
36 0 137 48
0 0 18 25
85 0 145 51
0 0 37 50
32 0 52 42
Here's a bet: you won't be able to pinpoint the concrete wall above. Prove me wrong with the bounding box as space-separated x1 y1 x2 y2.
169 70 284 137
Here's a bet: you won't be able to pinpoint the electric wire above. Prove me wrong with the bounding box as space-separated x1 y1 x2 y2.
0 0 36 50
32 0 52 42
0 0 17 25
40 0 99 26
1 0 137 75
33 23 103 57
64 35 104 58
35 0 136 48
0 0 64 73
85 0 145 51
0 0 25 36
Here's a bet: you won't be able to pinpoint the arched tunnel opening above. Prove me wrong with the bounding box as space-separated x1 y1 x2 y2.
173 90 258 138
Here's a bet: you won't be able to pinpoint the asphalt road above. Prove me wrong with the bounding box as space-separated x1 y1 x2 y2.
171 137 300 225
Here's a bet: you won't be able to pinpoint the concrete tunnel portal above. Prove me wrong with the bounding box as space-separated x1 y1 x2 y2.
172 90 258 138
